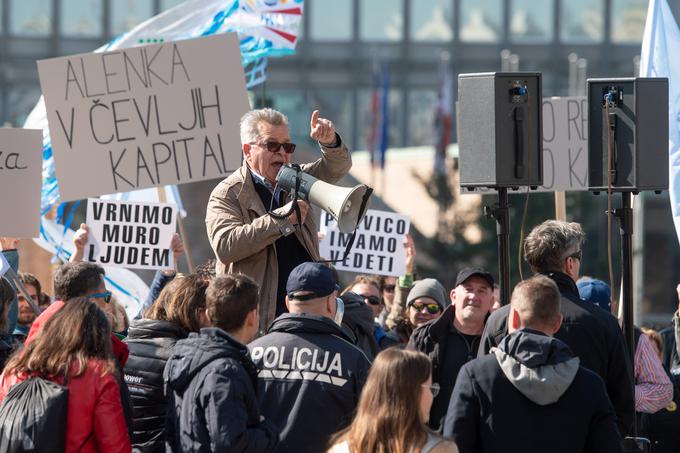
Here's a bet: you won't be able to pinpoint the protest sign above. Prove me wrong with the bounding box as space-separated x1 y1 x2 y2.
0 128 43 237
38 33 249 201
463 96 588 194
319 209 410 276
85 198 176 270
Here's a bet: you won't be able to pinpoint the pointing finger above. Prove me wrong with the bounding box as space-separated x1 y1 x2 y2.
310 110 319 129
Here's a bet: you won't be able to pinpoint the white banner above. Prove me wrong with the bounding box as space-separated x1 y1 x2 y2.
38 33 249 201
85 198 176 270
464 96 588 194
319 209 410 276
0 128 43 237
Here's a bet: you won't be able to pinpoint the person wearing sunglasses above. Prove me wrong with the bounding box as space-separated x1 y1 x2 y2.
478 220 634 437
23 261 135 433
329 348 458 453
206 107 352 333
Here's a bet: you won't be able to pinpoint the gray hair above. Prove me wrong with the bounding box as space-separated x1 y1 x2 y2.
239 108 289 144
511 275 561 329
523 220 585 273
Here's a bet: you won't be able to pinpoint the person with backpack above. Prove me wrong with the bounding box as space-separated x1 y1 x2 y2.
0 298 131 453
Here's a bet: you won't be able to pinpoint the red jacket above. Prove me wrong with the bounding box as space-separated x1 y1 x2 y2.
0 360 131 453
26 300 130 366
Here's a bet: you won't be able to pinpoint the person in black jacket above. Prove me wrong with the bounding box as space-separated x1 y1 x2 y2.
165 274 278 453
445 276 623 453
478 220 634 436
408 268 494 431
124 275 207 452
249 262 371 453
0 277 18 371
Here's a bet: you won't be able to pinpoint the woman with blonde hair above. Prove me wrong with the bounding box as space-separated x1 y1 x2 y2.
329 348 457 453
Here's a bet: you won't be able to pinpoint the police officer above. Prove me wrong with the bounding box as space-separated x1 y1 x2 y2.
249 262 371 453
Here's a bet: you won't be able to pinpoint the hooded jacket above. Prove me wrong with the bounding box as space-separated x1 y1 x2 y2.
340 292 381 360
477 271 634 436
164 327 278 453
124 318 188 452
408 305 481 431
444 329 623 453
249 313 371 453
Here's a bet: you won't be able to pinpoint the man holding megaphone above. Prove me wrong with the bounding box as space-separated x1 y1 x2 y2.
206 108 352 332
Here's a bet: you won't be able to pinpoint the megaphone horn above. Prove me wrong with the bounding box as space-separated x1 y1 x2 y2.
276 164 372 234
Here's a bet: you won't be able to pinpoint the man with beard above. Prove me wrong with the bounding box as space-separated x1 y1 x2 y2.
12 273 42 341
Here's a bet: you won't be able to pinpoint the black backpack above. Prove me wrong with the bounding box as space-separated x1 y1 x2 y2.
0 376 68 453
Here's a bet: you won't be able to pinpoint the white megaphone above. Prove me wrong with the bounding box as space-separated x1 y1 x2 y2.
276 164 372 233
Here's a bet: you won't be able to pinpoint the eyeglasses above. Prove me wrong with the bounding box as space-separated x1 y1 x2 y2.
362 295 382 306
250 141 296 154
422 383 440 398
383 284 395 293
89 291 112 304
565 250 582 261
410 301 442 314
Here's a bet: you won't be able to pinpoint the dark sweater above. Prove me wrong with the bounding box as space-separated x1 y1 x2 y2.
252 175 311 317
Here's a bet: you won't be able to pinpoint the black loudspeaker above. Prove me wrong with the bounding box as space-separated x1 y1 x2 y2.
587 77 669 193
458 72 543 189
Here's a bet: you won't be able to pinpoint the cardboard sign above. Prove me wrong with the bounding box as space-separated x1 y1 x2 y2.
0 128 44 237
463 96 588 194
85 198 176 270
38 33 249 201
319 209 410 276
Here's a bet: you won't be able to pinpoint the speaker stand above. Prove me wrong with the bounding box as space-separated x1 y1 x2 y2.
612 192 646 448
484 187 511 305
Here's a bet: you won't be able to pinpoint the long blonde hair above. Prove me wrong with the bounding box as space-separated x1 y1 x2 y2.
330 348 433 453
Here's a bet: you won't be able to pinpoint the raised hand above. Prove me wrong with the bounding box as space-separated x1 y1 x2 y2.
310 110 337 146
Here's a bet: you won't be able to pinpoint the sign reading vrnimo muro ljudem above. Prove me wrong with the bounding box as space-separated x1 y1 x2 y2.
38 33 250 201
319 209 411 277
86 198 176 271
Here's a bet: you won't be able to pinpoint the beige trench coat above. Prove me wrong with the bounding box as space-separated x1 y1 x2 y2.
205 142 351 331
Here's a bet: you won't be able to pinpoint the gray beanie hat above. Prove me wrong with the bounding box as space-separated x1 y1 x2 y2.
406 278 448 309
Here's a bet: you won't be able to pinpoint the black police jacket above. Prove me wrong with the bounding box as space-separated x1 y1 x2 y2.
124 318 187 452
249 313 371 453
478 271 635 437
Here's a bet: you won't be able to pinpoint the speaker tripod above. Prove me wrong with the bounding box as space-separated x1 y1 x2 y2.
484 187 511 306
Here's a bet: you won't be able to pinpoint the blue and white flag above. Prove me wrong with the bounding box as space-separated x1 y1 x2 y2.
640 0 680 244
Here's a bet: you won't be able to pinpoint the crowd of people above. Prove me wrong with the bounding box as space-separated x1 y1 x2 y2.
1 108 679 452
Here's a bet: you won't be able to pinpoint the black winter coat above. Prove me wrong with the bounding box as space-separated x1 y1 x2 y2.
164 328 278 453
124 318 187 452
445 329 623 453
249 313 371 453
408 305 481 431
478 271 634 436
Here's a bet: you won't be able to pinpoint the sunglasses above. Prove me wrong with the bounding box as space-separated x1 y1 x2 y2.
89 291 112 304
565 250 582 261
362 295 382 306
383 284 395 293
422 383 440 398
251 141 296 154
410 301 442 314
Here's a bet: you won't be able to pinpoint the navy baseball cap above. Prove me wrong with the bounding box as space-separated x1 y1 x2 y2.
577 278 611 312
286 262 338 299
455 267 494 288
